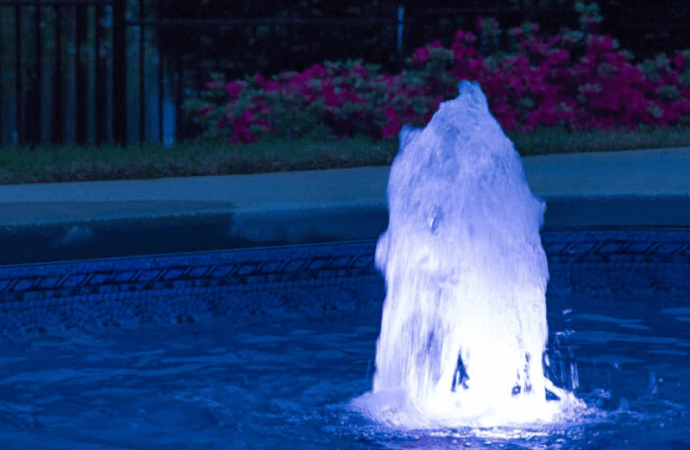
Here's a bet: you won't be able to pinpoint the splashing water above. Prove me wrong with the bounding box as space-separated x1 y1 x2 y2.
353 81 583 429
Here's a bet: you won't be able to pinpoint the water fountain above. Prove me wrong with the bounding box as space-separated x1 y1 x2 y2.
354 80 582 429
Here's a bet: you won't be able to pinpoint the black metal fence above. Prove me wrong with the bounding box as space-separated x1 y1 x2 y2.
0 0 119 146
0 0 688 148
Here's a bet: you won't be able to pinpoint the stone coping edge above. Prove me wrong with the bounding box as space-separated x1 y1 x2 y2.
1 194 689 265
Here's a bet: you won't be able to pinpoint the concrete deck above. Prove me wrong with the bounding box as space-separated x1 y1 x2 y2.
1 147 689 265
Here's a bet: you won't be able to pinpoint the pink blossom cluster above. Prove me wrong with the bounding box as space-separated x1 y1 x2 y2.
184 4 690 143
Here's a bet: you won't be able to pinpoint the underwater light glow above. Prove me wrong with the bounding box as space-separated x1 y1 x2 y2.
353 81 583 429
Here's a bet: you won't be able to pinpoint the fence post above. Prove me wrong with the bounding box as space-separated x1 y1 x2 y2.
112 0 127 147
33 3 43 145
15 5 22 145
397 5 404 72
76 3 87 145
138 0 145 146
52 6 63 145
95 2 104 146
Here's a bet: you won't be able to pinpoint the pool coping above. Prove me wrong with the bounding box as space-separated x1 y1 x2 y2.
0 147 689 265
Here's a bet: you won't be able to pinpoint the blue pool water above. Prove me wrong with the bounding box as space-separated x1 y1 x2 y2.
0 292 688 449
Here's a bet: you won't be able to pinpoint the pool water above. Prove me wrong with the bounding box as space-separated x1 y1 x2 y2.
0 293 688 449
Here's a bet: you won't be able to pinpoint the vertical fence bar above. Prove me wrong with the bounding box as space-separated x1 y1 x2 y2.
286 7 293 72
420 8 427 61
112 0 127 146
15 4 21 145
397 5 404 73
76 3 87 145
193 5 200 104
175 53 182 142
0 5 3 144
94 1 102 146
138 0 144 146
0 7 5 147
34 3 42 145
193 54 200 106
270 1 275 77
156 0 162 145
52 5 63 145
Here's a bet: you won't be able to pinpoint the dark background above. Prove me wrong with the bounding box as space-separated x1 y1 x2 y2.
155 0 690 82
1 0 689 146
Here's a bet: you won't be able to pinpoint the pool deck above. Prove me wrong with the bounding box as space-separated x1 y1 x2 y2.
1 147 689 265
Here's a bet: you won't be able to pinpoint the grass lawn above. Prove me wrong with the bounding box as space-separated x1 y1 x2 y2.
1 124 690 185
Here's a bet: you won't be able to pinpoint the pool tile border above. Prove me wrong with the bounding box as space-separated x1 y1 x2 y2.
0 229 688 336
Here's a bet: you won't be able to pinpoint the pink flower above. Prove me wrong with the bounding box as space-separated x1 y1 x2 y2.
227 107 270 143
384 106 398 122
352 65 368 79
432 97 445 111
451 41 468 62
341 89 362 104
543 49 570 68
226 81 245 99
265 80 281 93
322 84 341 108
289 74 308 89
382 123 400 139
240 110 255 123
673 54 686 70
413 46 430 64
231 124 253 143
491 100 518 131
304 64 328 79
193 13 690 143
381 106 402 139
287 74 313 99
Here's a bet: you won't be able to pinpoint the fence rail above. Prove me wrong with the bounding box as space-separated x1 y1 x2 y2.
0 1 688 148
0 0 110 5
129 18 417 26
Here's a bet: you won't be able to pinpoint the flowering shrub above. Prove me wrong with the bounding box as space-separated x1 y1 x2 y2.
184 1 690 143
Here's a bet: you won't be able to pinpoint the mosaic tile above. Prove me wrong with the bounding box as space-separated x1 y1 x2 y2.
0 230 688 335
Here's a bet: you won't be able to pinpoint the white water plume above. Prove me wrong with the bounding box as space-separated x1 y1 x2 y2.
353 81 582 429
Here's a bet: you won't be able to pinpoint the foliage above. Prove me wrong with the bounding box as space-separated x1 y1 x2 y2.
183 1 690 144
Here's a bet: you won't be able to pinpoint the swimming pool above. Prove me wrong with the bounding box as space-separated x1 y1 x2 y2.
0 229 688 448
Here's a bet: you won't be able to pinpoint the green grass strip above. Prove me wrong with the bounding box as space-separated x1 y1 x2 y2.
0 125 689 185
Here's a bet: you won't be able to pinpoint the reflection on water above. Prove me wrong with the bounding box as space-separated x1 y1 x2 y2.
0 294 687 449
